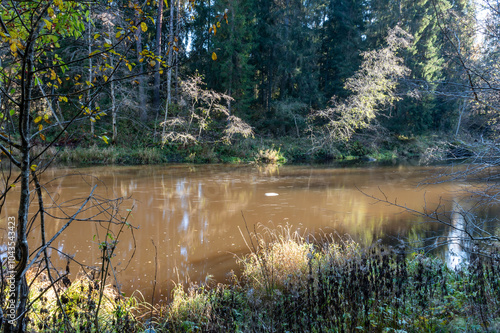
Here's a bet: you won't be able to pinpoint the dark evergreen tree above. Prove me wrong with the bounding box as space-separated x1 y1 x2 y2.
319 0 367 100
209 0 256 115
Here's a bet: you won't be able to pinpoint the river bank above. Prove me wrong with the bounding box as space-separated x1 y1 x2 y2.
25 230 500 332
40 134 470 166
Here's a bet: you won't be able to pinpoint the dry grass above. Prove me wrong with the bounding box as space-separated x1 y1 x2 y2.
26 269 139 332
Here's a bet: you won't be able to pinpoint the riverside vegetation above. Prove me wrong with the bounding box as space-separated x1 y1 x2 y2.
41 132 456 166
19 226 500 332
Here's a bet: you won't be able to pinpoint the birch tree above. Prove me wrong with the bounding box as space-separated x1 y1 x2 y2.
310 26 412 145
0 1 144 330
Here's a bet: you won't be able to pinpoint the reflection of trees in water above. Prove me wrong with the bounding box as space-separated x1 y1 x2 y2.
446 201 470 269
147 172 256 284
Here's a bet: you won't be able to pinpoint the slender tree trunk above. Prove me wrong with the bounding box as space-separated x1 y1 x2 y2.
38 81 64 130
88 6 94 135
227 4 235 114
161 0 175 142
455 100 466 137
174 0 180 104
7 27 37 333
135 0 147 121
153 0 164 115
111 58 117 143
52 86 65 123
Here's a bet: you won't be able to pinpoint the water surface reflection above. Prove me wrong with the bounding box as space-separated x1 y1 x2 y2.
0 164 491 301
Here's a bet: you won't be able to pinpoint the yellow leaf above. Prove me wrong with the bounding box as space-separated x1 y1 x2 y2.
212 52 217 61
40 134 46 141
44 114 49 120
30 164 37 172
90 117 96 123
10 43 17 53
34 116 42 123
43 19 52 29
149 60 156 67
102 136 109 144
57 77 62 85
115 31 122 39
159 70 163 74
103 75 108 82
38 124 43 131
10 184 15 188
50 70 57 80
48 7 54 17
127 63 132 71
217 21 221 28
140 22 147 32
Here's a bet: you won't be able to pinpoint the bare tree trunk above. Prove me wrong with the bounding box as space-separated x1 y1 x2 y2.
227 4 235 115
37 80 65 130
88 6 94 135
153 0 164 115
161 1 175 142
111 58 117 143
455 100 466 138
135 0 147 121
174 0 180 104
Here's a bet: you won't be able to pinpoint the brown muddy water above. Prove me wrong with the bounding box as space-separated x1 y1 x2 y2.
0 163 494 302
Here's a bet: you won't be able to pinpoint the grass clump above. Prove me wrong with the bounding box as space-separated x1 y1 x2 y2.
253 147 287 165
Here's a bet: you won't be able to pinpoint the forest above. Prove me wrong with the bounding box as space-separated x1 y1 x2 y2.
1 0 498 164
2 0 500 332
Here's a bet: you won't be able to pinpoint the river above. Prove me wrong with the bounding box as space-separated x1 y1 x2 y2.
1 163 496 302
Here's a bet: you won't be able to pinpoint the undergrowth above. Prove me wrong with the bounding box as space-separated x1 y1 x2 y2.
157 226 500 332
9 226 500 332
